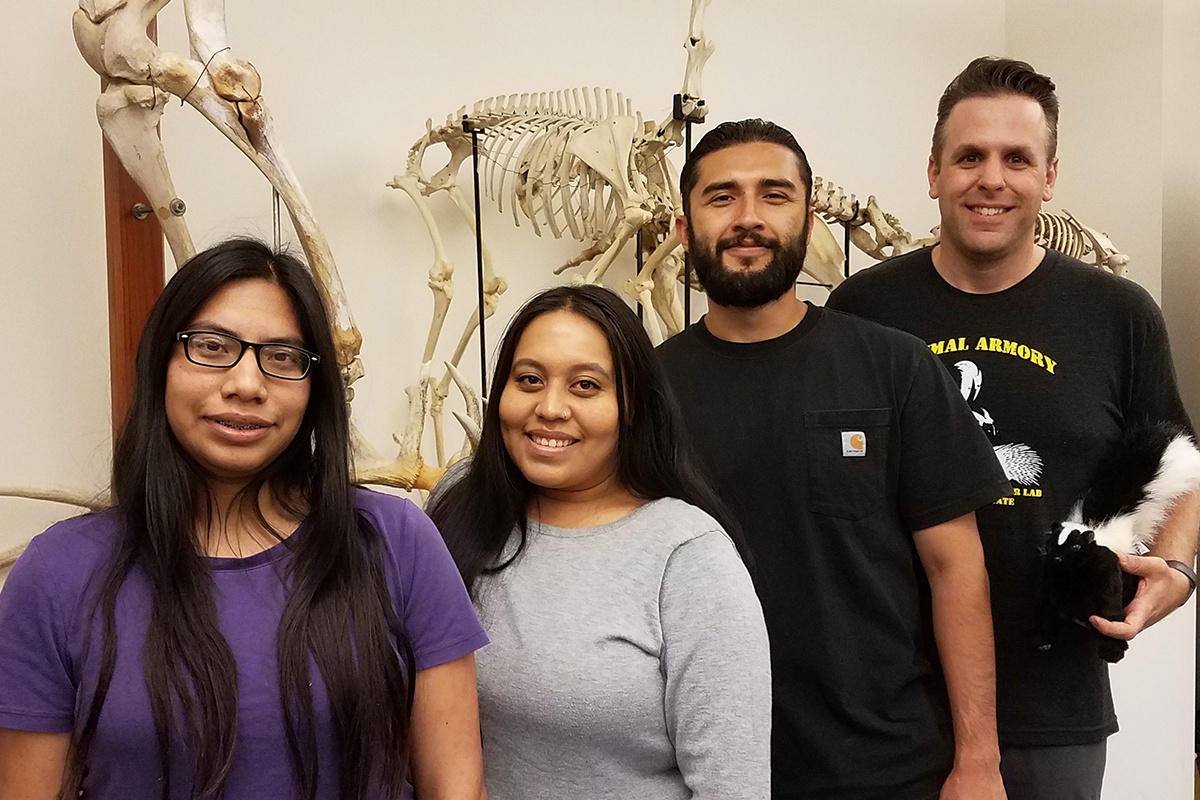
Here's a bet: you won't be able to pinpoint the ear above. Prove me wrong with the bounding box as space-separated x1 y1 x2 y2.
1043 157 1059 202
927 154 940 200
806 206 815 246
675 214 691 253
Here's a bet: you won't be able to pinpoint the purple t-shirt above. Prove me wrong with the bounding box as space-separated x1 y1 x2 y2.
0 487 487 799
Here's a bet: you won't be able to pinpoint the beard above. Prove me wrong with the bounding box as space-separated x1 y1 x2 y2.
687 217 811 309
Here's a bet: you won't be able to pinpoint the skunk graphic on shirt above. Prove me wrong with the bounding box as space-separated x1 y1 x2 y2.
954 359 1043 487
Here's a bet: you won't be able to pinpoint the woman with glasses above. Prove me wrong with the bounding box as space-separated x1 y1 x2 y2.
427 285 771 799
0 238 488 799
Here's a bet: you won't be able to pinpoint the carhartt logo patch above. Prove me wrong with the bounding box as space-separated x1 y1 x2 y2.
841 431 866 457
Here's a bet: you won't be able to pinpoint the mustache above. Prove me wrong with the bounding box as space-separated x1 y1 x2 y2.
716 231 779 251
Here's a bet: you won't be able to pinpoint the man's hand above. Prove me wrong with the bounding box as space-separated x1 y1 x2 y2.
940 761 1007 800
1089 552 1192 640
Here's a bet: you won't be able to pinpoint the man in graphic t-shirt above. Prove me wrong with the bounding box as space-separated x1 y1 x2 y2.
827 57 1200 800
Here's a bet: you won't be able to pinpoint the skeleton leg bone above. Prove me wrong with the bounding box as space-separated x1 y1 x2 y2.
95 82 196 264
73 0 363 386
418 184 506 465
388 174 457 364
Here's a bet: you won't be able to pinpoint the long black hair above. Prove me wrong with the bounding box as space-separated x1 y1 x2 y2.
427 284 745 594
63 238 415 800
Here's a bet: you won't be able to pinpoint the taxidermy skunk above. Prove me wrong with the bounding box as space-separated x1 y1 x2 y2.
1041 423 1200 663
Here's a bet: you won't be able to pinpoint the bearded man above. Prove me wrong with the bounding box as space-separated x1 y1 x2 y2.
657 119 1011 800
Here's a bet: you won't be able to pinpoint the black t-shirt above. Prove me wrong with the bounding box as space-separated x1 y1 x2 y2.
827 247 1193 746
658 304 1009 800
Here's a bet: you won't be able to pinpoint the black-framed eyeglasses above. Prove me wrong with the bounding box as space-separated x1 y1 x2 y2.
176 331 319 380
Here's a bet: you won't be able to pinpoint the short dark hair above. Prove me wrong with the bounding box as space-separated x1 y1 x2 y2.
429 284 747 593
932 56 1059 163
679 118 813 216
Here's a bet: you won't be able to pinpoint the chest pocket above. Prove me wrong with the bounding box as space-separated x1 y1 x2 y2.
804 408 892 520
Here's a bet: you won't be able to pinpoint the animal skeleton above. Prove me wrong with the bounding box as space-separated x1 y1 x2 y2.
388 0 713 423
811 177 1130 275
2 0 1132 571
385 0 885 469
73 0 363 386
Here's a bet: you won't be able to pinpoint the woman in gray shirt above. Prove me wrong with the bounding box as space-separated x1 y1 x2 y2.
428 285 771 799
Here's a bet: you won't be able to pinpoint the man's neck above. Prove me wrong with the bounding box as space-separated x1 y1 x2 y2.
931 242 1046 295
702 292 808 343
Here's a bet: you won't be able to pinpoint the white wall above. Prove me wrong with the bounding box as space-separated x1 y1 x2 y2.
0 2 112 558
1 1 1195 794
1162 0 1200 428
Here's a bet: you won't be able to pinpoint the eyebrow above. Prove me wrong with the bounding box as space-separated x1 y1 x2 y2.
511 357 613 380
189 321 307 348
699 177 799 196
952 142 1038 159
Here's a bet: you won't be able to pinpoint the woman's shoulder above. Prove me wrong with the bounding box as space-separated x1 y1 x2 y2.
352 486 432 544
353 484 419 519
351 486 452 569
25 508 120 570
631 497 730 550
5 508 122 609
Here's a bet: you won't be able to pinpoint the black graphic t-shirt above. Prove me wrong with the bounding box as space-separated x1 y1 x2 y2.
828 247 1193 746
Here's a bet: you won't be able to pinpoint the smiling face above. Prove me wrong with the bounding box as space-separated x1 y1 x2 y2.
929 93 1058 270
165 278 312 491
677 141 812 308
498 310 624 503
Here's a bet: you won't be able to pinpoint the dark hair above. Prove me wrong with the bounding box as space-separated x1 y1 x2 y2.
64 238 415 800
679 118 813 216
427 284 746 592
932 56 1059 163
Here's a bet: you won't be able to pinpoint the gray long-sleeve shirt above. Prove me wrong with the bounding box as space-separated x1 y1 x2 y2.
473 497 771 799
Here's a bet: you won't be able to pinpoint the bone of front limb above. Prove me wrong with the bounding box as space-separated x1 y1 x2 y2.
804 216 846 288
651 250 686 337
121 6 364 385
626 230 685 336
432 253 507 465
679 0 715 119
96 83 196 265
74 0 361 384
388 173 456 364
73 1 195 264
183 0 268 114
624 273 666 346
76 0 172 84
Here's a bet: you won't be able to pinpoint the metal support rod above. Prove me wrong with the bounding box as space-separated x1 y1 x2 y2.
636 229 644 322
683 120 693 325
843 215 852 279
468 121 488 392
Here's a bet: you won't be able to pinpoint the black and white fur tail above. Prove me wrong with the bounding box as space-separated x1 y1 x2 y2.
1042 423 1200 663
